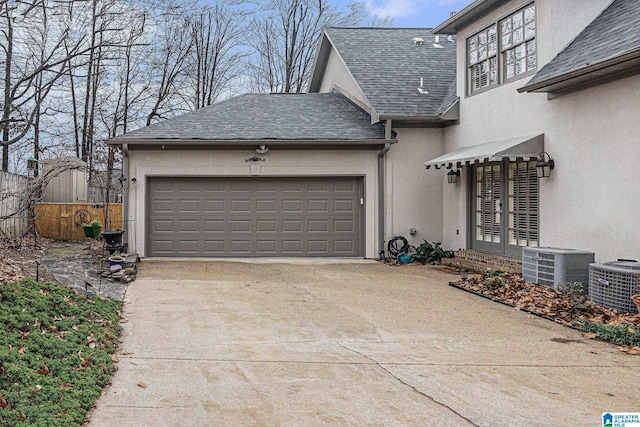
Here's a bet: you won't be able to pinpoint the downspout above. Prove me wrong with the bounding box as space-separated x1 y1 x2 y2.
122 143 129 246
378 119 392 258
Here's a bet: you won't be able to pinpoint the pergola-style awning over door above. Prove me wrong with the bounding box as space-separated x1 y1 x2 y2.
425 134 544 169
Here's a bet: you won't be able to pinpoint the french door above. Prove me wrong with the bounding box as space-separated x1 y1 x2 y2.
471 160 539 257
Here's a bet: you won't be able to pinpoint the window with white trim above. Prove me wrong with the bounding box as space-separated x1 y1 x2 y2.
467 3 536 94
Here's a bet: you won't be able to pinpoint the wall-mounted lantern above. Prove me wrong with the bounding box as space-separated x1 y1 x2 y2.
447 169 460 184
535 152 555 178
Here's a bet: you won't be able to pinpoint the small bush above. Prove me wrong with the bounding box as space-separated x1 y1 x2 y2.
0 280 122 426
410 240 454 264
556 281 584 295
576 319 640 347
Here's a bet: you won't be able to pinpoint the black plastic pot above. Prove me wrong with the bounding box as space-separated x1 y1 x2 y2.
101 229 125 254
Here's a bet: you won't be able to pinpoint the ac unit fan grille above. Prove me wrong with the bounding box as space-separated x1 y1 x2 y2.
522 247 593 292
589 265 640 312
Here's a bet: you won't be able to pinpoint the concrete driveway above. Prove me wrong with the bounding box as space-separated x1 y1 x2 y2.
89 260 640 426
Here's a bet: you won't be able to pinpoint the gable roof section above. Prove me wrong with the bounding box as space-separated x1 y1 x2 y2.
519 0 640 94
309 27 457 123
109 92 388 146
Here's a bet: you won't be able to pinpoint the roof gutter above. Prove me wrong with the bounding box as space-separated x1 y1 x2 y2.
518 48 640 93
107 138 395 147
378 119 392 259
121 143 130 250
378 114 448 122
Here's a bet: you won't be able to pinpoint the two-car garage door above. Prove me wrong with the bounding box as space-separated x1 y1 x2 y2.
146 177 363 257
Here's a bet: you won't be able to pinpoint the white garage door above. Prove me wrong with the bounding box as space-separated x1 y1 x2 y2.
146 177 363 257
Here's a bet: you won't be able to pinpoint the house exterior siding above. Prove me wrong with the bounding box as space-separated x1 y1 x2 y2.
387 128 445 247
438 0 640 261
317 48 372 117
127 149 380 258
315 44 448 250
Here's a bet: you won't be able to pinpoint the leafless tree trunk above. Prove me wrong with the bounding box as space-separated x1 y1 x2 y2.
101 9 149 219
1 1 14 171
146 1 193 126
0 0 87 171
248 0 386 94
186 3 245 109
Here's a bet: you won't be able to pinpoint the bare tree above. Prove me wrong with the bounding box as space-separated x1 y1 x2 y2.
100 8 149 211
0 157 87 241
145 1 194 125
0 0 86 171
186 2 246 109
247 0 389 93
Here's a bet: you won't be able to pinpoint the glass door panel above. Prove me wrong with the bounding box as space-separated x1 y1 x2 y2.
472 160 539 257
473 163 503 253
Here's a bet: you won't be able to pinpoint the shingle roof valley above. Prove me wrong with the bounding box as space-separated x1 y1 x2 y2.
313 27 458 121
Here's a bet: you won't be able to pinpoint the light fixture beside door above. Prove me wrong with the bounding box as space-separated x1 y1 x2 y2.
535 152 555 178
447 169 460 184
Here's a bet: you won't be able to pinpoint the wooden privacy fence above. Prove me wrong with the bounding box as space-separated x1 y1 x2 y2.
35 203 123 241
0 171 31 238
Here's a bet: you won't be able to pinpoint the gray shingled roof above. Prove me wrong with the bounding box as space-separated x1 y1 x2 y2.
522 0 640 91
321 27 457 119
112 92 386 142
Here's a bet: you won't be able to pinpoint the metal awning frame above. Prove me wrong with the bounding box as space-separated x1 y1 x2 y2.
425 134 545 170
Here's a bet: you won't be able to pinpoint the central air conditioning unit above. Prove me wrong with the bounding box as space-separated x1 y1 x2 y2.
522 247 595 293
589 260 640 312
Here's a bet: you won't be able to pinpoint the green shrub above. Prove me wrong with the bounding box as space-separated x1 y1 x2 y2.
410 240 454 264
0 280 122 426
576 319 640 347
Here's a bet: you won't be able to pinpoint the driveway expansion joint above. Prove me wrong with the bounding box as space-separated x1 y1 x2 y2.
336 342 479 427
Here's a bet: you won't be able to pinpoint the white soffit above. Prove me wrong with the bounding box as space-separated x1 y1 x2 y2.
425 134 544 169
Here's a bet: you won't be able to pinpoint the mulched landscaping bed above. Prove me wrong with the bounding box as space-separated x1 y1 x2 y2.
450 272 640 353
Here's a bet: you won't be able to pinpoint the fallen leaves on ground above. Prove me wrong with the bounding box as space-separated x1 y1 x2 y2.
0 236 57 283
454 273 640 355
619 346 640 355
36 365 51 375
455 273 640 327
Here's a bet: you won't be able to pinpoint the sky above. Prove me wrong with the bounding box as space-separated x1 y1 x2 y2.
343 0 475 28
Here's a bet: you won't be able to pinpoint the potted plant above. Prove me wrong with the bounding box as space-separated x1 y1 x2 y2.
108 251 125 268
83 220 102 238
410 239 454 264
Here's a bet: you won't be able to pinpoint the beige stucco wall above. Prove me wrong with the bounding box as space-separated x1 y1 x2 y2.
387 128 445 249
317 47 373 118
540 74 640 262
440 0 640 261
315 43 447 253
126 149 379 258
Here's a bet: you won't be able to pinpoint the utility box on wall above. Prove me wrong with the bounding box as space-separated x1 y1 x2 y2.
522 247 595 294
40 159 88 203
